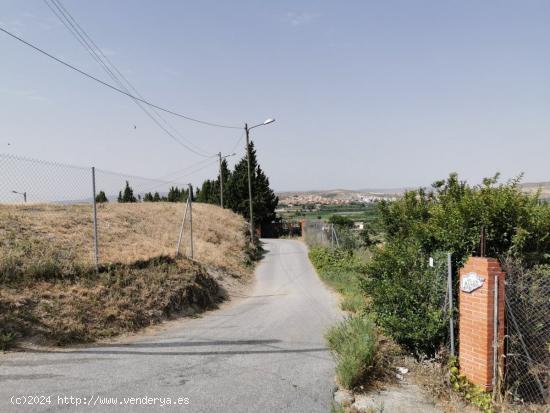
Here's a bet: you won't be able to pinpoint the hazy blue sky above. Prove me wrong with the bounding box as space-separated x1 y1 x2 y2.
1 0 549 191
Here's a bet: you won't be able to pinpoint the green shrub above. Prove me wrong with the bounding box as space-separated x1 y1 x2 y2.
363 242 448 355
366 173 550 356
309 246 366 313
326 316 379 389
309 246 365 274
0 330 16 351
448 357 493 412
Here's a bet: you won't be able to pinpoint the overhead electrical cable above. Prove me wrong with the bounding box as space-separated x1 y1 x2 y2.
138 158 219 193
44 0 214 157
0 25 242 130
230 130 246 154
152 157 217 181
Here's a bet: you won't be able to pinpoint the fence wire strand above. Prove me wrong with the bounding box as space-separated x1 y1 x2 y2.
0 153 195 268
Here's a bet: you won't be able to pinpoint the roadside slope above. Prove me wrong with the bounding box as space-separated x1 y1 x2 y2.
0 239 342 412
0 203 252 347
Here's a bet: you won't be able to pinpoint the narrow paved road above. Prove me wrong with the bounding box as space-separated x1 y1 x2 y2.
0 239 341 412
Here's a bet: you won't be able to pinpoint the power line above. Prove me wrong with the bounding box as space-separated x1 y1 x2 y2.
44 0 214 157
0 25 242 130
137 159 219 193
230 130 246 154
153 157 217 181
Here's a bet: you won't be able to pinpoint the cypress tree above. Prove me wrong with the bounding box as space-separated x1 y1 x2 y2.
95 190 108 203
225 141 278 227
119 181 137 203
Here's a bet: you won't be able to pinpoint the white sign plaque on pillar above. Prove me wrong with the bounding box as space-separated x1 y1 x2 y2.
461 272 485 293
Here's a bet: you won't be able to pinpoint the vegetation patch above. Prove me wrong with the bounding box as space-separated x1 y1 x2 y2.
326 316 380 389
364 174 550 356
308 246 367 314
0 203 253 350
0 256 225 347
448 357 493 413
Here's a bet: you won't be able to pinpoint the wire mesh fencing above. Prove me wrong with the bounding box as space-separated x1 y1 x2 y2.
501 259 550 406
93 168 193 265
303 220 365 250
0 153 195 275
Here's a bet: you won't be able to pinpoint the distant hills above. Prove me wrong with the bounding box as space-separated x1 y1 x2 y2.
521 182 550 199
277 181 550 203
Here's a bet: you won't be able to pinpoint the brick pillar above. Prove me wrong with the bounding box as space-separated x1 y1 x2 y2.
458 257 505 391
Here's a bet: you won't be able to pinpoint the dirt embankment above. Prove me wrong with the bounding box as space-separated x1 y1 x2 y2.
0 203 254 349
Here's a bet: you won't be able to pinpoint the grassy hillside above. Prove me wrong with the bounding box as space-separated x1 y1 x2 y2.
0 202 249 278
0 203 251 349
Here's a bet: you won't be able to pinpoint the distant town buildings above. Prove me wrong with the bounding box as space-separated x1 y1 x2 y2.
279 192 399 207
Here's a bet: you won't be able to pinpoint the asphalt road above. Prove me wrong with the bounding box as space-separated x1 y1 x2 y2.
0 239 342 412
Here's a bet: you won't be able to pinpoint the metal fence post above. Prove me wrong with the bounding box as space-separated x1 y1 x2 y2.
493 274 499 390
91 167 99 272
334 226 340 248
176 196 190 256
447 252 455 356
188 184 194 259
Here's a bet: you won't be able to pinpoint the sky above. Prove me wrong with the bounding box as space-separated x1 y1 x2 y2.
1 0 549 192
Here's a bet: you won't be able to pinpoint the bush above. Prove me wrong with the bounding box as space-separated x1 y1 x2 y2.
309 247 366 313
365 173 550 356
0 329 16 351
363 242 448 355
326 316 379 389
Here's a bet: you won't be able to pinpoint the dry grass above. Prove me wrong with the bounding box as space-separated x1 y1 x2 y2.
0 257 224 346
0 202 250 279
0 202 253 347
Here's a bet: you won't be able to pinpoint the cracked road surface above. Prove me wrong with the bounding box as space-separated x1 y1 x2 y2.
0 239 342 412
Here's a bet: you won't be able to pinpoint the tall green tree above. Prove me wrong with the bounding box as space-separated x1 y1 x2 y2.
118 181 137 203
225 142 279 228
219 158 231 205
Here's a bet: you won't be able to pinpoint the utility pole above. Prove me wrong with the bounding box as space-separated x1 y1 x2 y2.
243 118 275 242
245 123 254 241
218 152 224 208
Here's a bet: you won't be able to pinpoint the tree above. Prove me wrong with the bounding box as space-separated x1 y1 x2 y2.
219 158 231 205
143 192 154 202
328 215 354 228
225 142 279 228
363 173 550 355
118 181 137 203
95 190 108 203
153 192 161 202
197 179 218 204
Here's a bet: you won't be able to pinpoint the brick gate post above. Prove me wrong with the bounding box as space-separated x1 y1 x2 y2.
458 257 505 391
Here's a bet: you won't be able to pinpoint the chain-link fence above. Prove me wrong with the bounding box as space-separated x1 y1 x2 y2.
303 220 365 250
501 259 550 406
0 153 198 274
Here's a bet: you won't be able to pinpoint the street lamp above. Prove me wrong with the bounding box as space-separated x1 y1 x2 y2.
244 118 276 241
218 151 236 208
12 190 27 203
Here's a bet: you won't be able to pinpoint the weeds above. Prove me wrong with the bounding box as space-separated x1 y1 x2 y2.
326 316 379 389
309 246 367 314
0 329 16 351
